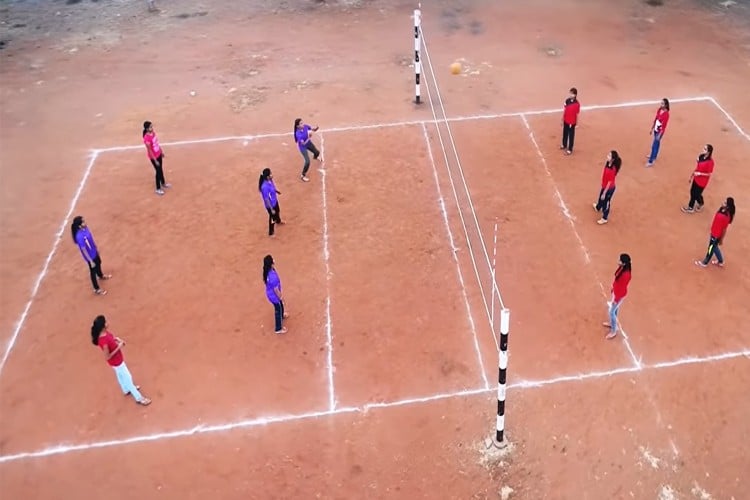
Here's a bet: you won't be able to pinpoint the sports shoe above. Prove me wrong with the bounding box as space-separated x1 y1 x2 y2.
156 189 165 195
646 162 654 167
163 183 172 189
275 327 288 334
597 218 608 225
711 260 724 267
94 289 108 295
300 176 310 182
605 331 618 339
681 206 694 213
695 204 703 213
694 260 708 268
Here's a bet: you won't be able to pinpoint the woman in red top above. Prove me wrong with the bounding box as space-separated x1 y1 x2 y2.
560 87 580 155
696 197 735 268
603 253 631 339
646 98 670 167
91 315 151 406
681 144 714 213
592 150 622 225
143 121 171 196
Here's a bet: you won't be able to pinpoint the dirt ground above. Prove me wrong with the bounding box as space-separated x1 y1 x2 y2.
1 0 749 498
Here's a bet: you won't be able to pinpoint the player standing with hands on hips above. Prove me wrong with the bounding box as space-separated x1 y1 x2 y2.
681 144 715 213
71 215 111 295
646 98 670 167
294 118 321 182
263 255 289 334
603 253 631 340
143 121 171 195
593 150 622 225
695 197 735 268
560 87 580 155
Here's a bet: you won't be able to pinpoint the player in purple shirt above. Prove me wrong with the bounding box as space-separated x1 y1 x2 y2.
258 168 284 237
263 254 288 334
294 118 321 182
71 215 111 295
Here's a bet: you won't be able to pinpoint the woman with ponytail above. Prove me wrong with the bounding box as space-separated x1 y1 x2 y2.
71 215 111 295
696 197 736 268
91 315 151 405
593 150 622 225
603 253 632 339
682 144 715 213
143 120 170 195
263 255 288 334
259 168 283 237
294 117 321 182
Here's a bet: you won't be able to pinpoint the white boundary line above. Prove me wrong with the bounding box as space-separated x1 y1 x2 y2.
89 96 727 155
318 134 336 411
421 122 489 389
1 348 746 464
0 152 99 377
519 114 642 369
707 96 750 142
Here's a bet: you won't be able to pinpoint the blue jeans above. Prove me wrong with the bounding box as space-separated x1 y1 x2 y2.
273 300 286 332
608 298 623 333
702 236 723 265
648 132 662 163
595 187 616 220
113 362 143 401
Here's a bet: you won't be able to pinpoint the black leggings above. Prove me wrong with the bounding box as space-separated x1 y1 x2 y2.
150 155 166 190
688 180 705 210
562 123 576 152
267 203 281 235
88 255 105 291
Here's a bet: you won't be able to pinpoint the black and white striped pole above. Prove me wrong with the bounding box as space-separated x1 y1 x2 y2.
495 308 511 446
413 7 422 104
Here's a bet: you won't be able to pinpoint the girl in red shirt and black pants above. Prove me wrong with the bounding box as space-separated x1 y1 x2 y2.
604 253 631 340
681 144 714 213
143 121 171 196
696 197 735 268
593 150 622 225
560 87 580 155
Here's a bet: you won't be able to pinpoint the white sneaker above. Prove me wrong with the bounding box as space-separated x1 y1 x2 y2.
597 218 608 225
163 183 172 189
300 176 310 182
156 189 165 195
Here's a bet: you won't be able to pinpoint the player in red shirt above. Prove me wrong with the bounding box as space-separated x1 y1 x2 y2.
695 197 735 268
143 120 171 196
560 87 580 155
646 98 670 167
681 144 714 213
603 253 631 339
593 150 622 225
91 315 151 406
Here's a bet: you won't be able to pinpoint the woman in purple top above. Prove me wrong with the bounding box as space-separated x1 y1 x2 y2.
263 254 288 334
258 168 284 237
294 118 321 182
71 215 111 295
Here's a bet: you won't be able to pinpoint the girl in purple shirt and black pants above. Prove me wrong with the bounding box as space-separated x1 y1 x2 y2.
71 215 111 295
259 168 283 236
294 118 321 182
263 255 288 334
